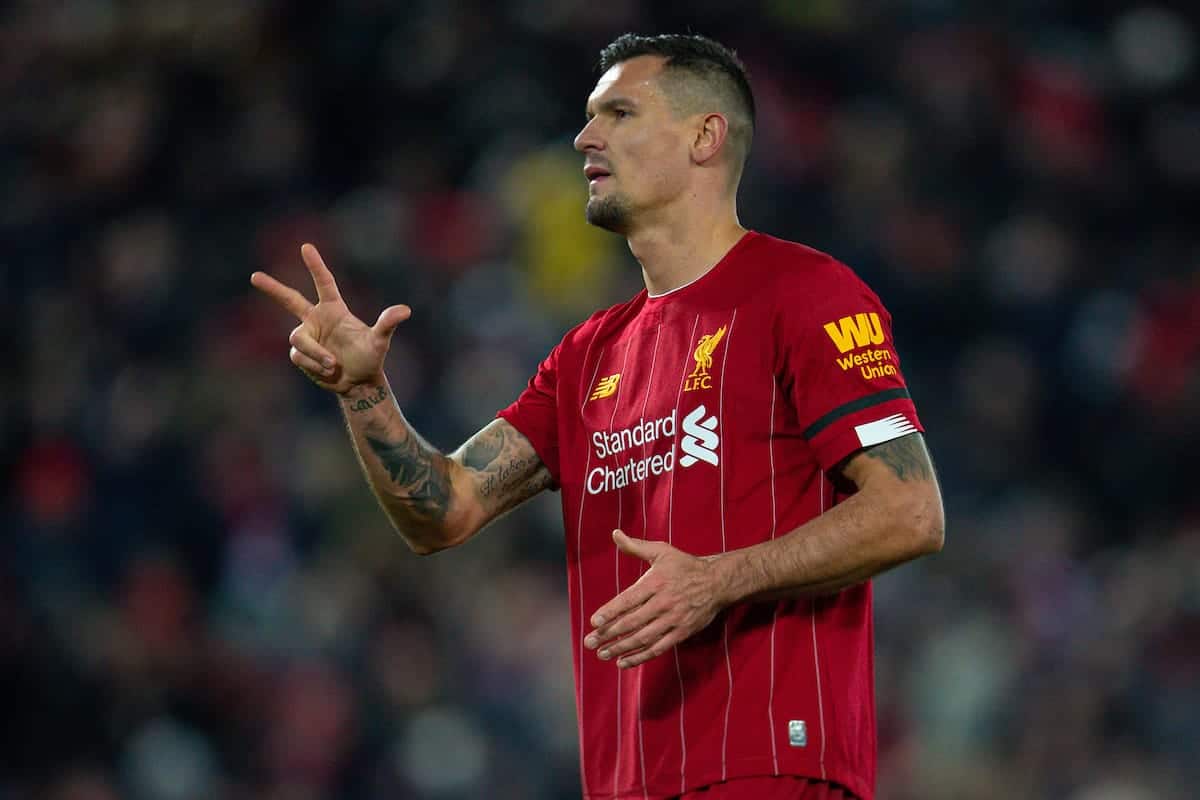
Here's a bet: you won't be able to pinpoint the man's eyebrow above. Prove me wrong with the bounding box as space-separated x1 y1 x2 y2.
585 96 637 120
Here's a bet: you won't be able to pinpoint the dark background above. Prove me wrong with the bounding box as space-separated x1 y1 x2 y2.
2 1 1198 798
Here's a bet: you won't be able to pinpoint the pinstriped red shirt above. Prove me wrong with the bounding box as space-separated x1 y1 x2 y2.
498 231 923 800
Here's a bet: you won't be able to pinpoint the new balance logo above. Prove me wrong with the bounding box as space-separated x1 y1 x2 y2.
679 405 719 467
823 312 884 353
589 373 620 401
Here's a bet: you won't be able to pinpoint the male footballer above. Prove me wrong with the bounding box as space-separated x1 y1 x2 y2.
252 33 944 800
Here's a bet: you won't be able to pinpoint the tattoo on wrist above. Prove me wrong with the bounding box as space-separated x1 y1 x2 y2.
863 433 933 482
365 432 451 521
346 385 388 413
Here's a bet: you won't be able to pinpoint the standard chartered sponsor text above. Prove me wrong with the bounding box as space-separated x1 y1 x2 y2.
587 450 676 495
593 412 675 458
588 412 676 495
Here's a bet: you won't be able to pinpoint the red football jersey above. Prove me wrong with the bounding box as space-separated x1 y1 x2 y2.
498 232 923 800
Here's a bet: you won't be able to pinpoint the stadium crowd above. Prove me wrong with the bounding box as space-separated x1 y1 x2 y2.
2 1 1198 798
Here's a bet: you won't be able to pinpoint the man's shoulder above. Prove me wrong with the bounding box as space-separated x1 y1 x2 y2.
748 233 877 304
557 292 647 353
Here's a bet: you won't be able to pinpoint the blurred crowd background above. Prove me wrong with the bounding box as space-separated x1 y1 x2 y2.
3 1 1199 798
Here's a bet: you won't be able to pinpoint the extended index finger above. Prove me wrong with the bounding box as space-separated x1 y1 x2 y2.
300 243 341 302
591 581 654 630
250 271 313 319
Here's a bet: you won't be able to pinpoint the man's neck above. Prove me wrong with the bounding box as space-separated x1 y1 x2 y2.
627 210 748 297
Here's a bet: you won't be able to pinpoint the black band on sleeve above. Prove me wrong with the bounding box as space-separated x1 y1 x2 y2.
801 387 912 440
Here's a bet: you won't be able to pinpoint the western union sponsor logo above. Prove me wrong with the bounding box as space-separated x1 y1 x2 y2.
836 348 897 379
823 312 884 354
835 349 892 371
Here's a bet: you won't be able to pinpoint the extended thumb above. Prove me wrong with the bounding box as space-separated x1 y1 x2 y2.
374 305 412 337
613 529 656 560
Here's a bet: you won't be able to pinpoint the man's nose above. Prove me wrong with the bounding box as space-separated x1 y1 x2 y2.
574 118 604 153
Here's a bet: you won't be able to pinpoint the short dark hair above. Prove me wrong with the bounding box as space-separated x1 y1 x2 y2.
598 33 756 175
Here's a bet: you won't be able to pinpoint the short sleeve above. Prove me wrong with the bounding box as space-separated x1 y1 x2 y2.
780 264 924 472
497 344 562 486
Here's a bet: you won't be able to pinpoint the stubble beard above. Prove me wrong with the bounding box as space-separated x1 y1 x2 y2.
585 192 633 234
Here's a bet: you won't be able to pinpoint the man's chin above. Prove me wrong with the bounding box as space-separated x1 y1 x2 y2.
585 197 630 233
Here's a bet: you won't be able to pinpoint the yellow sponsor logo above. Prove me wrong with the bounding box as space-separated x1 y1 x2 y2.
836 348 898 380
589 373 621 401
824 312 896 380
823 312 885 353
684 325 727 392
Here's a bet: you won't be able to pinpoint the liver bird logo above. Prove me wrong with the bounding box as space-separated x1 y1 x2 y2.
688 325 727 378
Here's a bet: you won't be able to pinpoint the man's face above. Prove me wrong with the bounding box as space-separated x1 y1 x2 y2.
574 56 693 234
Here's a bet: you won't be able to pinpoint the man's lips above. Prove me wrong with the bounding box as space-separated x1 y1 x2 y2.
584 165 612 181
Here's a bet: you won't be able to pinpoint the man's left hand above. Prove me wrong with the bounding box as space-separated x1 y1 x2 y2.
584 529 728 669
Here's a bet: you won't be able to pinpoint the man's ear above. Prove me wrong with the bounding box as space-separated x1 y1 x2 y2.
692 112 729 166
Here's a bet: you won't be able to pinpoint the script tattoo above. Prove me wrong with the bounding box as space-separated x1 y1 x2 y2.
347 384 389 413
365 432 451 522
521 469 555 498
863 433 933 482
461 422 550 511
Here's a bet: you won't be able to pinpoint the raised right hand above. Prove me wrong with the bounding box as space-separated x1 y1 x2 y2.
250 243 411 394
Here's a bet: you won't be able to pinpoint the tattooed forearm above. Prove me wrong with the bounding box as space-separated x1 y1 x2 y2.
458 421 550 512
346 384 389 413
862 433 933 482
478 456 537 500
462 428 504 471
365 432 452 522
521 469 555 498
